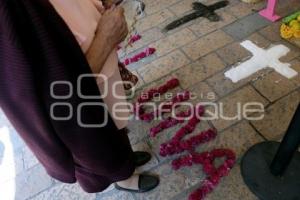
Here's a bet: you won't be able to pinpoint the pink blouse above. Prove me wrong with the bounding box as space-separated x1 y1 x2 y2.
50 0 129 129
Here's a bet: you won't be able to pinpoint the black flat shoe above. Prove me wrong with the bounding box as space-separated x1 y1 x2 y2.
133 151 151 167
115 174 159 193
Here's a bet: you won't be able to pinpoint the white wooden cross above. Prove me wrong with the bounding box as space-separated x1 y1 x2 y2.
224 40 298 83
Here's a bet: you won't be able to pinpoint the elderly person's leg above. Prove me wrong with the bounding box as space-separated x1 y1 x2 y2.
72 127 158 193
118 62 139 90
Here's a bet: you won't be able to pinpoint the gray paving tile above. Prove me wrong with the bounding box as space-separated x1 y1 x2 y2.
0 140 4 160
133 162 206 200
250 91 300 141
31 183 96 200
96 188 135 200
173 165 258 200
223 13 271 40
0 109 25 152
22 146 39 170
0 148 24 184
0 164 53 200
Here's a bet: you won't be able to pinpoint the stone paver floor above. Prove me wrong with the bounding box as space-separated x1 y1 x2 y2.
1 0 300 199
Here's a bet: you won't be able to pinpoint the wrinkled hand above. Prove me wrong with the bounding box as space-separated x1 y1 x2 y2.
96 6 128 48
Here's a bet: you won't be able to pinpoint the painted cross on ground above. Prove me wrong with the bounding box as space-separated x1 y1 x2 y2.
225 40 298 83
164 1 229 31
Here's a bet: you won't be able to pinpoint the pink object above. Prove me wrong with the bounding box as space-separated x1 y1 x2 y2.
172 149 236 200
135 77 237 200
117 34 141 51
259 0 281 22
149 108 194 137
128 34 142 45
123 47 156 66
139 91 191 122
